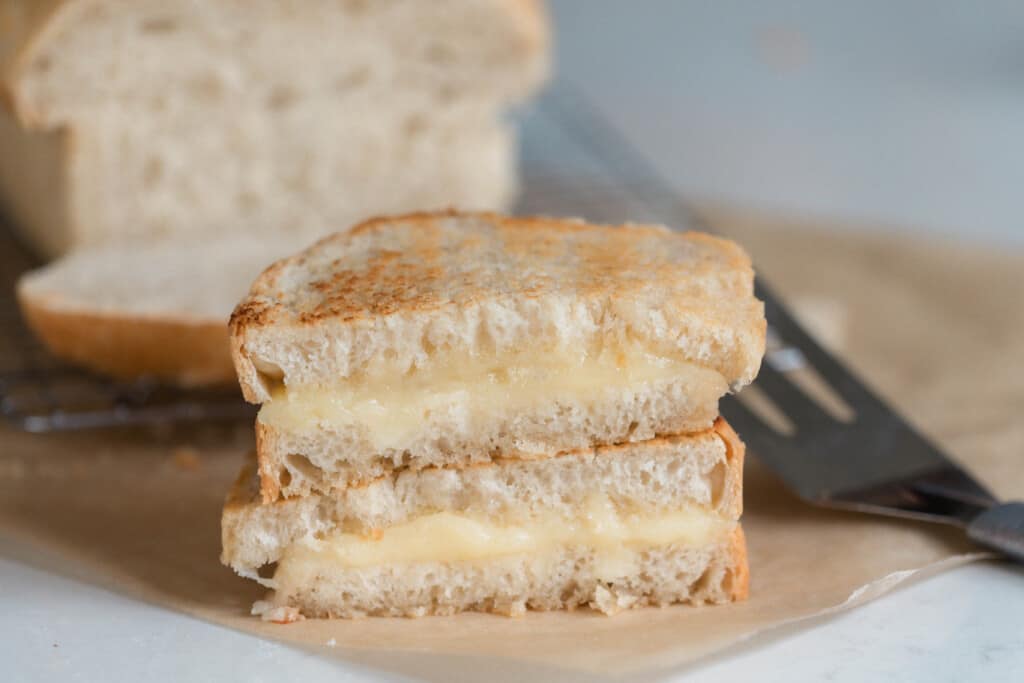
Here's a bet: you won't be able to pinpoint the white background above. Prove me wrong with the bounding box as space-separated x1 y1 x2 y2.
552 0 1024 246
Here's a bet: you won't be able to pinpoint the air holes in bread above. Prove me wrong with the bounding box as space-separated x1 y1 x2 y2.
253 359 285 394
236 191 261 212
335 66 370 91
140 17 178 34
420 336 436 359
143 157 164 187
436 83 457 103
404 115 426 137
474 325 495 356
424 43 456 65
286 453 324 485
691 567 713 594
266 85 297 111
188 74 224 101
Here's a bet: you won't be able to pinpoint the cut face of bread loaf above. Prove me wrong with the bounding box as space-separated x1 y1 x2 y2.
222 419 748 617
230 212 766 497
0 0 548 255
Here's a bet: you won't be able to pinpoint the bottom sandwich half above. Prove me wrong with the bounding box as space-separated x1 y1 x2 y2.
222 419 748 618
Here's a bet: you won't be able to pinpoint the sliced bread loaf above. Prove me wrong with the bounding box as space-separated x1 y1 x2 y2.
0 0 549 255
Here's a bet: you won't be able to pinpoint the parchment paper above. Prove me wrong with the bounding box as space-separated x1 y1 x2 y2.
1 212 1021 681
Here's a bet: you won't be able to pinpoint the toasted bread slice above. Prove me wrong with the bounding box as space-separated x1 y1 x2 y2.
224 418 744 569
222 420 747 618
230 211 765 497
231 211 765 401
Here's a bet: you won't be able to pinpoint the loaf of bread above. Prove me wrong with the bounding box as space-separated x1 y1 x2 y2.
0 0 547 256
3 1 549 384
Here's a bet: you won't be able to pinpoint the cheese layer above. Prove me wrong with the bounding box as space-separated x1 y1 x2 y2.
274 498 735 584
258 345 727 450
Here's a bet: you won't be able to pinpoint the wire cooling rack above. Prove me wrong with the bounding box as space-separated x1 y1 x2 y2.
0 84 702 432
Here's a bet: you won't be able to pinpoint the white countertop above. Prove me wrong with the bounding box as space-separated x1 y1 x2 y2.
4 2 1024 680
4 552 1022 682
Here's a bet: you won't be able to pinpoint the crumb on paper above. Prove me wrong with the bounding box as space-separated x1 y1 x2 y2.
252 600 304 624
326 638 337 648
171 446 202 472
592 585 637 616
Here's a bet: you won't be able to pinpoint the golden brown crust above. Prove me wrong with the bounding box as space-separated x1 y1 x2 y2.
255 420 282 503
233 210 751 327
710 414 750 601
712 416 746 518
230 211 745 329
728 524 750 601
17 292 236 387
253 425 733 503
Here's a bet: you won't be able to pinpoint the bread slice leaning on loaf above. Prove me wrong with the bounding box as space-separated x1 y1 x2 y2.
222 419 748 618
229 211 766 499
0 0 548 256
16 234 304 385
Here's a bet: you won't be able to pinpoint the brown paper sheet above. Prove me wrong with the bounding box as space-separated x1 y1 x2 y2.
2 212 1022 681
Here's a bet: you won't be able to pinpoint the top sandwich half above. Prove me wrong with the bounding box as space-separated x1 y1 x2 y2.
233 210 763 399
230 211 765 493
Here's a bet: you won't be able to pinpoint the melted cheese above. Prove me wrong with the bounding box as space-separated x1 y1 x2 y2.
258 345 727 450
274 498 734 584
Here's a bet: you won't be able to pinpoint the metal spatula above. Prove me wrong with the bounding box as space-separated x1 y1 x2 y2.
721 281 1024 562
526 84 1024 563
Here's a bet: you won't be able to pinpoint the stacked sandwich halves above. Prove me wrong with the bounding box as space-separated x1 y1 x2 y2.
221 211 765 618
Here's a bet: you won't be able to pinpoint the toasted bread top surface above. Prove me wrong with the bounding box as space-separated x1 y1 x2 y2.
229 211 765 401
232 211 755 330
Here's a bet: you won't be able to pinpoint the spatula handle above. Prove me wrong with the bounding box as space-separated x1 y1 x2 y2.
967 502 1024 563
